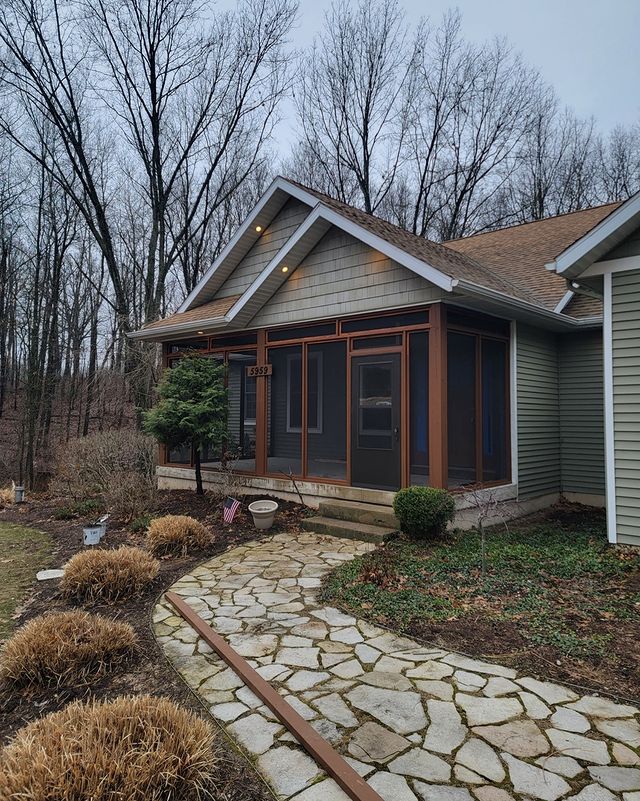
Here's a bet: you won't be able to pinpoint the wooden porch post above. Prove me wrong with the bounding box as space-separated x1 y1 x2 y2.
428 303 448 488
255 329 267 474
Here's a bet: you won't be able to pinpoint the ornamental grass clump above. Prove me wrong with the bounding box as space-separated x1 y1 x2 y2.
146 514 211 556
0 611 136 689
393 486 456 539
0 695 217 801
61 546 159 603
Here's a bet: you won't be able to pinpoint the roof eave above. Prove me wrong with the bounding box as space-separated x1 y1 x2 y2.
546 191 640 278
127 315 229 342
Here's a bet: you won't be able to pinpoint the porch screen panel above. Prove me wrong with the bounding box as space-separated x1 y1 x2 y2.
226 351 257 472
306 341 347 480
267 345 302 475
409 332 429 485
447 332 477 487
201 354 225 466
481 339 508 482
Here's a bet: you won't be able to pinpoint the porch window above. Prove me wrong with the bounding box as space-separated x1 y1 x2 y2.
268 345 302 475
409 331 429 485
447 330 509 487
307 341 346 480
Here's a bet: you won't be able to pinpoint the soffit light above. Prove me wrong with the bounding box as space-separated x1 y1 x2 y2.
255 225 263 233
281 266 289 273
197 331 204 334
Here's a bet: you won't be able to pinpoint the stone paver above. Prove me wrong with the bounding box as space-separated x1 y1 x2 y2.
154 532 640 801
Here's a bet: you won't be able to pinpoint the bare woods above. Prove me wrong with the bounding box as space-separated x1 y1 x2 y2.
0 0 638 487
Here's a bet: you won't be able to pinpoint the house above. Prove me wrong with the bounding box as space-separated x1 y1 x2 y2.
131 177 640 546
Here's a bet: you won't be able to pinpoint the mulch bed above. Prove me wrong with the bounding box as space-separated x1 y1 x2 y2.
0 490 306 800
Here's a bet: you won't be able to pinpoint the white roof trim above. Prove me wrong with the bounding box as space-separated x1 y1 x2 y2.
554 289 574 313
545 192 640 276
223 203 456 327
179 178 324 312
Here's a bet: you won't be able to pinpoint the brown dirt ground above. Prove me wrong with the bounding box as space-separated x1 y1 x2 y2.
0 490 307 800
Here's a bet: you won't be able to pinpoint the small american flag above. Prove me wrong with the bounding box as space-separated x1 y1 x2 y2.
223 497 240 525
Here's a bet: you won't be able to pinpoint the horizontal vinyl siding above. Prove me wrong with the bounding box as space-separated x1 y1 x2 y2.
558 331 605 495
216 198 311 298
250 227 445 328
612 268 640 545
517 324 561 499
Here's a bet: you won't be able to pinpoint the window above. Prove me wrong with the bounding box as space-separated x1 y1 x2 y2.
286 352 322 433
409 331 429 485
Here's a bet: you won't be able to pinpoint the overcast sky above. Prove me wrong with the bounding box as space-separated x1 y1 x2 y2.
274 0 640 152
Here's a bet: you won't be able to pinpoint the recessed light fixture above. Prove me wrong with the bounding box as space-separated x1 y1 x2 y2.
255 225 262 233
281 266 289 273
197 331 204 335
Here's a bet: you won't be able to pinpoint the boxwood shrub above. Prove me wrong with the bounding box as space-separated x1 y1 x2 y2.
393 486 455 539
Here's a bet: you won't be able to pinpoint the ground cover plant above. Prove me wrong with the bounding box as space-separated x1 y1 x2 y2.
146 514 211 556
0 694 216 801
61 546 160 604
1 611 136 689
0 522 52 640
322 504 640 699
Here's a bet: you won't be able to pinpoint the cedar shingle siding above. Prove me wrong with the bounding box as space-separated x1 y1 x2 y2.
517 324 561 499
612 268 640 546
559 331 605 496
249 228 445 328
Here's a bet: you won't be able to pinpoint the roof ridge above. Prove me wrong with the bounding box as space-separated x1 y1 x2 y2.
443 201 622 243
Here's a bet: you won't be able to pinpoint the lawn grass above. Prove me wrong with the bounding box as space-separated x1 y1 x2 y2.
322 507 640 694
0 522 52 640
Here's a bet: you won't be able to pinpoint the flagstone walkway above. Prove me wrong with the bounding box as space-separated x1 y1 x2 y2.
154 532 640 801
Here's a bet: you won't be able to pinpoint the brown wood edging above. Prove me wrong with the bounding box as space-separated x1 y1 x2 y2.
164 590 386 801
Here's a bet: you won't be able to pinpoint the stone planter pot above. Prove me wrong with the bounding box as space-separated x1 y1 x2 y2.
248 499 278 530
83 524 102 546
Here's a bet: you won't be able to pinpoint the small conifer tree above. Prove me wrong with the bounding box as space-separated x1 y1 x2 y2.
143 355 227 494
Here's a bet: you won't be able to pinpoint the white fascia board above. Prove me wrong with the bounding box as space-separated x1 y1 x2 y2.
226 203 456 325
553 290 574 313
454 279 587 328
546 191 640 275
178 178 321 313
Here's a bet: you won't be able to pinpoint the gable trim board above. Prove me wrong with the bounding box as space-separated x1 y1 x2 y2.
546 190 640 278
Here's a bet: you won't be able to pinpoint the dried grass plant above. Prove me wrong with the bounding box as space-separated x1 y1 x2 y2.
0 482 14 508
0 695 217 801
146 515 211 556
61 546 160 603
1 611 136 689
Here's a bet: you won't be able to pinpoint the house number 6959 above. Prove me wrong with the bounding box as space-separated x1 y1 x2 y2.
246 364 272 377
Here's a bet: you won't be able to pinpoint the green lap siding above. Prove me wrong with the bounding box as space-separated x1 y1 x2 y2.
612 268 640 546
558 331 605 496
517 324 561 499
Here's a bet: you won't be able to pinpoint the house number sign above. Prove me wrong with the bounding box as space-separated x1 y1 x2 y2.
246 364 272 377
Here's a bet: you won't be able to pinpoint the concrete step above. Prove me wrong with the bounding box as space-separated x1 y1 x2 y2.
302 515 396 544
318 499 399 529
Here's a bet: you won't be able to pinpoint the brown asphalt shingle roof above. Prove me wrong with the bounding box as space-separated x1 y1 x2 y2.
443 203 620 314
144 182 619 334
142 295 240 331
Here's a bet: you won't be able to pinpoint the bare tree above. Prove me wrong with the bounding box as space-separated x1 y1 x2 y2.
294 0 418 214
598 123 640 202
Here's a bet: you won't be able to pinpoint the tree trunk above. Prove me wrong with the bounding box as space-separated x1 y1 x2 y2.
194 446 204 495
